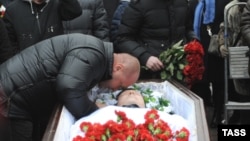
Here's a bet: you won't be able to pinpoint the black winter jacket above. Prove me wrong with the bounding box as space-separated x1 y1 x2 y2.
63 0 110 41
0 0 14 7
0 33 113 120
0 18 11 64
115 0 197 66
2 0 82 57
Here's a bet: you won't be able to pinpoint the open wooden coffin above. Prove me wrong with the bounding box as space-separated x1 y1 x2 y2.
42 80 210 141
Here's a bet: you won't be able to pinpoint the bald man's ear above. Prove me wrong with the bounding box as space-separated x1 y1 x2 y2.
113 63 124 72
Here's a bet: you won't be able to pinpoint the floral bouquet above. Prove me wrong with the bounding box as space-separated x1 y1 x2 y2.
72 109 190 141
159 40 205 87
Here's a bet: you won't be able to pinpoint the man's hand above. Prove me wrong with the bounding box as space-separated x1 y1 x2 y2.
219 45 228 58
146 56 164 71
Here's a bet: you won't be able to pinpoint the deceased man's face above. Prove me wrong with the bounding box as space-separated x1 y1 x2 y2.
117 90 145 108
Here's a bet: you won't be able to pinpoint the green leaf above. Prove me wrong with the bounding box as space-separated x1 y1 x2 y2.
176 70 183 80
159 97 170 106
144 97 150 103
172 40 183 49
154 128 162 134
148 123 154 132
168 63 174 76
105 129 111 138
132 84 140 90
178 64 185 70
160 71 167 80
145 88 153 94
101 135 107 141
126 136 133 141
141 66 148 70
150 97 156 102
165 54 172 63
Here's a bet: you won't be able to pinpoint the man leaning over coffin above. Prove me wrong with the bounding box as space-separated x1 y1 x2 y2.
0 33 140 141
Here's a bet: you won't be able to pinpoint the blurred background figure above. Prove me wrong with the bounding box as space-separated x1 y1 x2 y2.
235 0 250 124
63 0 110 41
110 0 130 42
0 0 14 7
103 0 120 25
114 0 197 79
2 0 82 60
191 0 242 127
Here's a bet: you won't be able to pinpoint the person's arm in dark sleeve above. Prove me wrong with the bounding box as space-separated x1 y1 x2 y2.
110 1 129 42
59 0 82 20
56 51 100 120
93 0 110 41
59 88 98 120
2 11 19 58
0 18 13 63
185 2 199 42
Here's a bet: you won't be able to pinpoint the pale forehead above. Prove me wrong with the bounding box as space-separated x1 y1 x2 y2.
32 0 46 2
122 89 140 94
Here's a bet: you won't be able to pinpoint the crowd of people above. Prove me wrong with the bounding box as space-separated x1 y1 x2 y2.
0 0 250 141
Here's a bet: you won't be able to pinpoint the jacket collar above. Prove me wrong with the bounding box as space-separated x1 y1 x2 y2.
103 42 114 80
23 0 50 14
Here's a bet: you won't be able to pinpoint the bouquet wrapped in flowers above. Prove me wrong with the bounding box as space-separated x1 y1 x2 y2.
72 109 190 141
159 40 205 87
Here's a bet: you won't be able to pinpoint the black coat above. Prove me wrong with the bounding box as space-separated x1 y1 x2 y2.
0 0 14 7
2 0 82 56
0 18 11 63
115 0 197 66
0 33 113 120
63 0 110 41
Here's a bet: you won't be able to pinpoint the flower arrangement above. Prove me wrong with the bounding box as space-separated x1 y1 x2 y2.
159 40 205 87
72 109 190 141
132 84 173 114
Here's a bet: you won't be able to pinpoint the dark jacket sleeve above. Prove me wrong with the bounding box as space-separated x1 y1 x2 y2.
185 0 198 42
56 55 98 119
56 44 106 119
60 88 98 120
92 0 110 41
110 1 129 42
0 17 16 63
59 0 82 20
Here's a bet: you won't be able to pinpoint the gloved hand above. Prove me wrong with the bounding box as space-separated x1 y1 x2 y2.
219 45 229 58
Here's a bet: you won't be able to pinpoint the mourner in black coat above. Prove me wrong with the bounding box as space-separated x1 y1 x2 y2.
2 0 82 60
115 0 198 79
